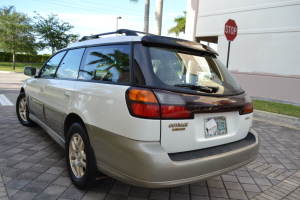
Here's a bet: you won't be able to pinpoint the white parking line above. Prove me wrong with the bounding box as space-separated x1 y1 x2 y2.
0 94 14 106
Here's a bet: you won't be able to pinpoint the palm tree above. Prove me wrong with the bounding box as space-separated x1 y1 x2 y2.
154 0 163 35
86 49 130 81
167 11 186 37
130 0 150 33
131 0 164 35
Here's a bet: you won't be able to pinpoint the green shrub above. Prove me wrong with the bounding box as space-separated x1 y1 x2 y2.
0 52 12 62
0 52 50 62
16 54 31 62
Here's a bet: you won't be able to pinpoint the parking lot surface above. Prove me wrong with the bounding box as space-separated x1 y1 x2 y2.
0 73 299 200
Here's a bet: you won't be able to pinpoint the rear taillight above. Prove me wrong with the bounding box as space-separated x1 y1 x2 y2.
240 95 253 115
129 89 158 103
131 103 160 118
241 102 253 115
161 105 190 118
127 88 160 118
126 87 192 119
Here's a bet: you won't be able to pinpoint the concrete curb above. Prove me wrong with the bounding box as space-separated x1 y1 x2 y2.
0 71 16 73
253 109 300 129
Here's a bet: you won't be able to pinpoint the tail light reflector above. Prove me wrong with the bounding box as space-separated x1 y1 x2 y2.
241 102 253 115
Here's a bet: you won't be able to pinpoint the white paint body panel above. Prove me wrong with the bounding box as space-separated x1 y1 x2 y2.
44 79 77 112
161 112 253 153
43 79 77 137
67 82 161 141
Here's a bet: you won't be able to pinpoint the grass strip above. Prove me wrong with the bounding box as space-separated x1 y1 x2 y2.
0 62 43 72
253 100 300 118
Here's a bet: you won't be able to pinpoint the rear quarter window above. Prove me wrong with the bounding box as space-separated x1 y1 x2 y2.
78 44 130 83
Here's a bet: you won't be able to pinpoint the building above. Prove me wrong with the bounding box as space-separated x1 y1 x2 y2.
185 0 300 105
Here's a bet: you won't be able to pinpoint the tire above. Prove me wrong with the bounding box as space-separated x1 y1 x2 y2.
16 92 36 127
65 122 98 189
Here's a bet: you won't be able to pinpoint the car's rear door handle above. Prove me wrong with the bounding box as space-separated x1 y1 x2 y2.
64 91 71 99
40 87 44 92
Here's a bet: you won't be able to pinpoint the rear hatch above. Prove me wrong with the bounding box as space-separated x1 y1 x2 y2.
156 90 253 153
131 37 253 153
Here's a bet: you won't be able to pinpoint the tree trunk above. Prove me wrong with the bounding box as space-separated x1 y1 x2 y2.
52 47 55 55
155 0 163 35
144 0 150 33
12 50 16 70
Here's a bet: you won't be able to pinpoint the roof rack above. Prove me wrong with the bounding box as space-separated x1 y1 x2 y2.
79 29 156 42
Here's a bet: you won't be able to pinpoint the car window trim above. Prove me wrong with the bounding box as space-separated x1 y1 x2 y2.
78 42 132 84
132 43 245 97
37 51 67 79
54 48 87 80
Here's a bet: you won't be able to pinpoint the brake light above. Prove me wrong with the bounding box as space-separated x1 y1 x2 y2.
131 103 160 118
126 88 192 119
161 105 190 118
241 102 253 115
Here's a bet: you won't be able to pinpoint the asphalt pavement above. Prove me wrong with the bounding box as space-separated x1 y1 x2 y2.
0 72 299 200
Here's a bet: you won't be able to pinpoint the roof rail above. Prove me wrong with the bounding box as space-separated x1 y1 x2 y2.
79 29 156 42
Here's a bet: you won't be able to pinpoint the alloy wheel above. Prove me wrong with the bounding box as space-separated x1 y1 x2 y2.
19 97 27 121
69 133 87 178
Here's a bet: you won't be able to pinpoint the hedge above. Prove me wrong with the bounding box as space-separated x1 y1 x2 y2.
0 52 51 63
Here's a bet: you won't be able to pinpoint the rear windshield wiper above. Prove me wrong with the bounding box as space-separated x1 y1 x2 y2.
174 84 219 93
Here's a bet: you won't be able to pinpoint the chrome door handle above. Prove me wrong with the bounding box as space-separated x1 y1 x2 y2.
64 91 71 99
40 87 44 92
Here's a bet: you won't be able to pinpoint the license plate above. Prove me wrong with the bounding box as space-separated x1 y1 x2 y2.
204 116 228 138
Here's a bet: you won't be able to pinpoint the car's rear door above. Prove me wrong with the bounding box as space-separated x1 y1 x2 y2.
43 48 85 137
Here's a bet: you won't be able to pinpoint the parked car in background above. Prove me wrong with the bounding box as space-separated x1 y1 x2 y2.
16 29 259 189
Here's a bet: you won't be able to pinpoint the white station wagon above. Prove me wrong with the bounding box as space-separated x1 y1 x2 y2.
16 29 259 189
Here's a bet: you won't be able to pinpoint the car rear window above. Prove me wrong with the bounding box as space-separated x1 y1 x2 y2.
134 44 243 95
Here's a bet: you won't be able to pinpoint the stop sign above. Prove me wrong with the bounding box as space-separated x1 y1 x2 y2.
224 19 238 41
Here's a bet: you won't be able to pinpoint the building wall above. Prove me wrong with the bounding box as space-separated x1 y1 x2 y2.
186 0 300 104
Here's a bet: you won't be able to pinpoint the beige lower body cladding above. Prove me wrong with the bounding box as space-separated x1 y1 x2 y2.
86 124 259 188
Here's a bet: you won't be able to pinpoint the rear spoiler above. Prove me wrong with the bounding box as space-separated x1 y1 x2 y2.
141 35 219 56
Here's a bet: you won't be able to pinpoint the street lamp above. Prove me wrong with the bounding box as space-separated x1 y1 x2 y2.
116 16 122 30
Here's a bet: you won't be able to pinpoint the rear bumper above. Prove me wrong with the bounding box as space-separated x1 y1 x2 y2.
87 124 259 188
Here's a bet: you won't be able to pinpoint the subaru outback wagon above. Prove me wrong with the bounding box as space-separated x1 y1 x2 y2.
17 29 259 189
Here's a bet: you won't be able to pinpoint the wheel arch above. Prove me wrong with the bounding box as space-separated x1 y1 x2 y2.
64 113 87 140
20 87 25 94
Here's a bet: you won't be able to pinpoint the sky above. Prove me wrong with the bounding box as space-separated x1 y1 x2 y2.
1 0 187 54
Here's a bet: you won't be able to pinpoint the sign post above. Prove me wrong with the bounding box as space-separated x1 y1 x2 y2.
224 19 238 68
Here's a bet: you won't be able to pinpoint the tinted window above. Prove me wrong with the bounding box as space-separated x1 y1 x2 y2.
40 51 66 78
79 45 130 83
149 47 243 95
56 48 85 79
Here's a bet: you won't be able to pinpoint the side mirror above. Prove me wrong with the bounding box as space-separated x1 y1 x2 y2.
24 66 37 76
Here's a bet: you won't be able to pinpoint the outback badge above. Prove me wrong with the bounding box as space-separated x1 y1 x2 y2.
168 123 188 131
